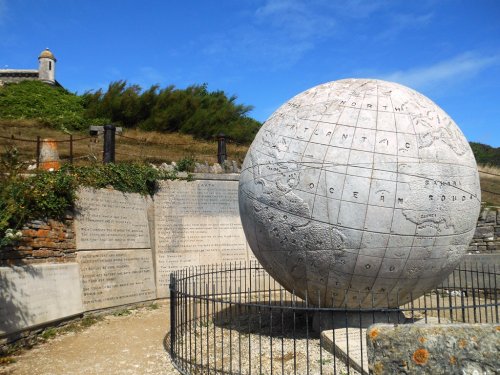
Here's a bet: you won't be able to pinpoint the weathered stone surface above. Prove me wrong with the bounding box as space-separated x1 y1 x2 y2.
239 79 481 308
366 323 500 375
474 226 494 239
210 163 224 174
322 328 368 374
154 177 252 297
77 249 156 310
2 217 76 265
483 209 497 223
0 264 83 335
74 188 151 250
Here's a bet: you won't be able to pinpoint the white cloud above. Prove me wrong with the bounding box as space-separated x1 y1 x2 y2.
201 0 338 71
381 52 500 91
255 0 336 40
375 12 434 40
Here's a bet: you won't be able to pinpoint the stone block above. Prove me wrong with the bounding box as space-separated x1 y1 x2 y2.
367 323 499 375
467 245 477 252
74 188 151 250
210 163 224 174
154 178 251 297
0 263 83 335
484 209 497 223
77 249 156 310
474 226 494 239
322 328 368 374
32 249 61 258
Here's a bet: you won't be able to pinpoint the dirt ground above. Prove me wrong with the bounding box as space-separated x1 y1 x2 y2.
0 303 178 375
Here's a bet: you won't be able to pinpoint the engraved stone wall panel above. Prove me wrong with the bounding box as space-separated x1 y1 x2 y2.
74 188 151 250
0 264 83 335
77 249 156 311
154 179 250 297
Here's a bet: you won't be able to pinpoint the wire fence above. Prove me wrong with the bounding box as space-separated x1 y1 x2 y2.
0 131 242 167
169 261 499 375
1 131 500 186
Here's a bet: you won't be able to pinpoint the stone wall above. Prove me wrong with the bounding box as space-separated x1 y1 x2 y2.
0 176 498 347
469 206 500 254
0 216 75 265
0 174 254 345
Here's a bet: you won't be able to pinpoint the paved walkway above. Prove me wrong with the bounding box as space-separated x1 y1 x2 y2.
1 303 178 375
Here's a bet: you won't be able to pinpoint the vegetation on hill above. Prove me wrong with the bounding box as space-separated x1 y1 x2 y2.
0 81 106 131
0 80 261 144
470 142 500 167
82 81 261 143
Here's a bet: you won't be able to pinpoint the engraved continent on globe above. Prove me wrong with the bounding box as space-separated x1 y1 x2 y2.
238 79 481 308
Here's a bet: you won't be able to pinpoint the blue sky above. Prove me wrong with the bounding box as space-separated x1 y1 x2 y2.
1 0 499 146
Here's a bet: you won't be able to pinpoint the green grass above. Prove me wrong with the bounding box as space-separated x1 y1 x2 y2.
112 309 132 317
148 303 159 310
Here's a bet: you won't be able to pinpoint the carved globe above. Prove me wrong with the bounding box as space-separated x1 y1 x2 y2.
238 79 481 307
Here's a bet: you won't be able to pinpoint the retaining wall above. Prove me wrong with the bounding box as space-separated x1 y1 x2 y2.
469 206 500 254
0 174 498 348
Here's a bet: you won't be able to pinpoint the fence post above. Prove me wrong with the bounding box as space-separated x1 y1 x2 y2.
217 133 227 165
170 273 176 359
36 136 41 169
69 134 73 164
103 124 116 163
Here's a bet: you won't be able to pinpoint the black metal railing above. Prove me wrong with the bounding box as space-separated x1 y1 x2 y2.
169 261 499 375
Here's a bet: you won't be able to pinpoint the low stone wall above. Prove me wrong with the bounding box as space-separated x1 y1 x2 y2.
0 216 75 265
469 206 500 254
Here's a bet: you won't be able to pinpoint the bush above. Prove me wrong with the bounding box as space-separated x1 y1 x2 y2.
175 156 196 172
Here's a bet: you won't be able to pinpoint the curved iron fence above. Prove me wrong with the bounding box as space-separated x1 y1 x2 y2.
169 261 499 374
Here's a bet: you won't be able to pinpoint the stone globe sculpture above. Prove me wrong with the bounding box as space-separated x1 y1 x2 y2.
238 79 481 308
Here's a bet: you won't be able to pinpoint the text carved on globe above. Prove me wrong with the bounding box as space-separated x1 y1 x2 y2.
238 79 481 308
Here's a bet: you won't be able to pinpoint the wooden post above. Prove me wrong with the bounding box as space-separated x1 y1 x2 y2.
69 134 73 164
103 124 116 163
217 133 227 165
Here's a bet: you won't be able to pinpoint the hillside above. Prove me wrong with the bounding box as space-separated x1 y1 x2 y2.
0 120 248 166
469 142 500 167
0 80 261 144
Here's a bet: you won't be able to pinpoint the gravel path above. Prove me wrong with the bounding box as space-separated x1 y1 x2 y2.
0 302 359 375
0 303 177 375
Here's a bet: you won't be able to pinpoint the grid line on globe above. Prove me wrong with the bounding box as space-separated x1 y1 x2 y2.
238 78 481 308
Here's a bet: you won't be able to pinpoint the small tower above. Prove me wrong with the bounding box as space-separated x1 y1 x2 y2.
38 48 56 84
